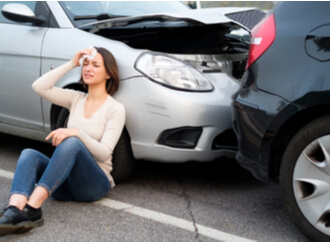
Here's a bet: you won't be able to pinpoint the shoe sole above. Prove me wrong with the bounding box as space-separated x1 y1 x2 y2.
0 218 44 236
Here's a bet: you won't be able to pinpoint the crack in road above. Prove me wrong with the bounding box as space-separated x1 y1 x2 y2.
183 187 200 241
178 175 201 241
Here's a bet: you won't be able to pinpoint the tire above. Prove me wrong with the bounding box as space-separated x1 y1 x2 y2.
280 116 330 242
55 107 135 182
111 128 135 182
55 107 69 129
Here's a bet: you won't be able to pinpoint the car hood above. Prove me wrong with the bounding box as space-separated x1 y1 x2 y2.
80 7 265 55
82 7 263 31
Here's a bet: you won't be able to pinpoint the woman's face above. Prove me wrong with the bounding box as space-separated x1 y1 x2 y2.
82 52 110 88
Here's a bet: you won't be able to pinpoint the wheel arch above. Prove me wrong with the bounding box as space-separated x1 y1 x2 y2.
50 83 85 130
268 104 330 180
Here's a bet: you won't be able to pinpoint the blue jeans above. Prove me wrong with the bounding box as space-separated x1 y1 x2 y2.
10 137 111 202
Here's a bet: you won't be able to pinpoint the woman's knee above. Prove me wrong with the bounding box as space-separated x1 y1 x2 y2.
20 148 39 158
16 148 48 174
18 148 41 165
60 137 83 148
54 137 87 158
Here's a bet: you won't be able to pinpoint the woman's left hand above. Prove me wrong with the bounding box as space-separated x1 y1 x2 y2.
46 128 79 147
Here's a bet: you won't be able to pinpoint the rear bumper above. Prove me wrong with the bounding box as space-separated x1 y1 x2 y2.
231 84 289 183
235 150 269 183
232 98 270 183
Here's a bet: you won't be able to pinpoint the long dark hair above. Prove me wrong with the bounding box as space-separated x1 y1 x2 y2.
79 47 119 95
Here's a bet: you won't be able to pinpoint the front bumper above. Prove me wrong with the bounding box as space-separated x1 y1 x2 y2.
116 72 239 163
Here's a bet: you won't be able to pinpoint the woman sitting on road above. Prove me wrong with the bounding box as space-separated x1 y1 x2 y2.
0 47 125 236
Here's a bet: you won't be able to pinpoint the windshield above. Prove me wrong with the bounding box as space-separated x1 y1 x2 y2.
61 1 190 26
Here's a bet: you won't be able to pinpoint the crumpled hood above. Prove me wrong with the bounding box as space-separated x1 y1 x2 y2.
79 7 265 56
81 7 264 33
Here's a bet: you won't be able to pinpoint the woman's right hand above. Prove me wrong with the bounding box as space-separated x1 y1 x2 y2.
72 48 96 67
45 128 79 147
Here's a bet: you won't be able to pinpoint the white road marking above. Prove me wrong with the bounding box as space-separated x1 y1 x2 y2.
0 169 256 242
0 169 14 179
97 198 255 242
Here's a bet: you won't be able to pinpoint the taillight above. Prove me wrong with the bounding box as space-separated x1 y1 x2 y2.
246 13 276 69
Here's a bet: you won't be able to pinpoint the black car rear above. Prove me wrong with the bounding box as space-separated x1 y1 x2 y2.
232 2 330 241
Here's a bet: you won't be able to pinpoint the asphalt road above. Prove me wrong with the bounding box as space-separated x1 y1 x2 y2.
0 133 308 241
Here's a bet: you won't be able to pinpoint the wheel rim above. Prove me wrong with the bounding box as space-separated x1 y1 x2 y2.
293 135 330 235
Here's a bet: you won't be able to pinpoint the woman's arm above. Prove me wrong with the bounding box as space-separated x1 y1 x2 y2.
32 48 95 109
32 60 78 109
45 127 79 146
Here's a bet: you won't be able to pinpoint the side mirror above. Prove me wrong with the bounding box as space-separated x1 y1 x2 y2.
1 3 45 24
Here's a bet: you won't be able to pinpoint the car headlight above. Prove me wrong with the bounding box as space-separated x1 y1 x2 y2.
134 52 213 92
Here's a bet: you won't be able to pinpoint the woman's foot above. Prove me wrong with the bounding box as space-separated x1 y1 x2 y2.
0 205 10 218
0 205 43 236
0 207 6 218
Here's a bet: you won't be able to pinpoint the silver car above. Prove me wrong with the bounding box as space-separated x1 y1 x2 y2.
0 1 264 181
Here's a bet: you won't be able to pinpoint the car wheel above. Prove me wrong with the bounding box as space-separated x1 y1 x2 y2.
111 128 135 182
55 107 69 129
280 116 330 242
55 107 135 182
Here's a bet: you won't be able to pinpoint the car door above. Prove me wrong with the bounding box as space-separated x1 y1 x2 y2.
0 1 49 135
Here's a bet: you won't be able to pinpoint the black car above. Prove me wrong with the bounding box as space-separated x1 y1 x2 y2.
232 2 330 241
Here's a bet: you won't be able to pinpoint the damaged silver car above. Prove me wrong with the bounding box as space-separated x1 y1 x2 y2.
0 1 264 181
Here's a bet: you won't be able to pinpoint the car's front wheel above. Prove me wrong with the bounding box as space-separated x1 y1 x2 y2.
280 116 330 242
111 128 135 182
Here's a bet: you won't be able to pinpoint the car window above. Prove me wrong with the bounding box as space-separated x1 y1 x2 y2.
98 1 189 15
0 1 36 24
60 1 190 26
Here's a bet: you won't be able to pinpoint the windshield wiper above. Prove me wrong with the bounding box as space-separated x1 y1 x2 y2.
74 13 126 21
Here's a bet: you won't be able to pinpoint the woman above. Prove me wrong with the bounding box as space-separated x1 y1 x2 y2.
0 47 125 236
